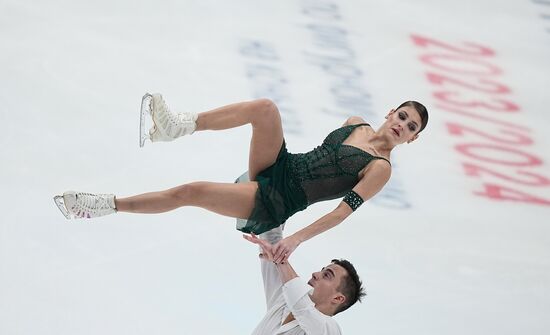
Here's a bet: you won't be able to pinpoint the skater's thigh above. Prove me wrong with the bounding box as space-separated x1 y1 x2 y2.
248 100 284 180
182 181 258 219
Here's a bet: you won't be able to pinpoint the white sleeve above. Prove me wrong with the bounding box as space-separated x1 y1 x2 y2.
258 225 284 310
283 278 342 335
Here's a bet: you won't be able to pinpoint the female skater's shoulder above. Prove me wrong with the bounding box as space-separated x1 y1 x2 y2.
342 116 367 127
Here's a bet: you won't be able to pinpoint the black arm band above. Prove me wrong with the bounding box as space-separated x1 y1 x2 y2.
343 190 364 211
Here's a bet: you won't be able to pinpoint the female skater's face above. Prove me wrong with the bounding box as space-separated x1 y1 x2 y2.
382 105 423 144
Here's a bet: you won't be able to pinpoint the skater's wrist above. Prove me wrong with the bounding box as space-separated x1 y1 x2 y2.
292 232 306 244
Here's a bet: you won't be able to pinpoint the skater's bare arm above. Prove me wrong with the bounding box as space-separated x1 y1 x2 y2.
272 209 348 264
297 160 391 241
272 160 391 264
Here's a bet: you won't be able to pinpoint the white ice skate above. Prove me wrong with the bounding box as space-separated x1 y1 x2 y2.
53 191 117 220
139 93 198 147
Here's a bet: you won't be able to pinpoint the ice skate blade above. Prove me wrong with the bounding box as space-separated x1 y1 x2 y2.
139 93 153 148
53 195 71 219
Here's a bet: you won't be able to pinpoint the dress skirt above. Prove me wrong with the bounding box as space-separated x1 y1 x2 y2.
235 141 308 234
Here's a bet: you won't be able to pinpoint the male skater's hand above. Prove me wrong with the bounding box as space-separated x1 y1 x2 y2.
272 235 300 264
243 233 275 261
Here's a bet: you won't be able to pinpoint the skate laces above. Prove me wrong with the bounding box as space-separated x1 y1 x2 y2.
173 111 195 123
75 193 113 216
159 96 194 124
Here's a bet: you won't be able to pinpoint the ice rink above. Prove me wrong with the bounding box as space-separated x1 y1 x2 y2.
2 0 550 334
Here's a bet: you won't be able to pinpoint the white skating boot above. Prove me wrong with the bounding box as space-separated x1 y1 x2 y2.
53 191 117 219
139 93 198 147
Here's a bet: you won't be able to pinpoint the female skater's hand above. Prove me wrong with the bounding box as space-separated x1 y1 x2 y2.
243 234 274 261
273 236 301 264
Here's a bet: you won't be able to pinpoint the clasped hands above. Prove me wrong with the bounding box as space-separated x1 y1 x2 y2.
243 233 301 264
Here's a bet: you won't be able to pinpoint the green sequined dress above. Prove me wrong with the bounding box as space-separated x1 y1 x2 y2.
235 123 391 234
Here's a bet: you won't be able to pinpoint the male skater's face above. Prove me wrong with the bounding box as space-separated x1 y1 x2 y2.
307 263 347 307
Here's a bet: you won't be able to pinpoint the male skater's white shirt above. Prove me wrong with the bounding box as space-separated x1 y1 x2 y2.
251 226 342 335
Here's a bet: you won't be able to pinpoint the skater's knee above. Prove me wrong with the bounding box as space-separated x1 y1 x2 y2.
251 98 280 124
168 184 191 202
168 182 205 203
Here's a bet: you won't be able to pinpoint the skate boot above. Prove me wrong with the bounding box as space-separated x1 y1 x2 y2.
139 93 198 147
53 191 117 219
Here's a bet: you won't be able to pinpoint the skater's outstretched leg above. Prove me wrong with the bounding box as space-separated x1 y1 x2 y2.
116 181 257 218
55 181 258 220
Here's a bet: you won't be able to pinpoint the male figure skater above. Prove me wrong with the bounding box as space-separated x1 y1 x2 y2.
243 226 366 334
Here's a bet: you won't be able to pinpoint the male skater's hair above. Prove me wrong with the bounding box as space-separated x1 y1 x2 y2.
331 259 366 315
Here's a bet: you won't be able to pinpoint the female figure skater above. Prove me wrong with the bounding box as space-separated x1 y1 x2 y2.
54 94 428 263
